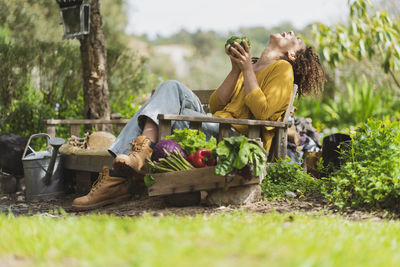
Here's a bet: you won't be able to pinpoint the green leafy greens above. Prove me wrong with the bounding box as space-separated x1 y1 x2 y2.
166 128 217 156
214 136 267 178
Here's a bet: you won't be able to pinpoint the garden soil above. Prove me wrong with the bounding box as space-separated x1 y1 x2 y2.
0 184 396 221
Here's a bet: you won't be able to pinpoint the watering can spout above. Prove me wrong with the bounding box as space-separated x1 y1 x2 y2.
43 137 65 186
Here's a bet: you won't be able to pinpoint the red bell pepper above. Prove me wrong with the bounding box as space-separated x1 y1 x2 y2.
186 149 216 168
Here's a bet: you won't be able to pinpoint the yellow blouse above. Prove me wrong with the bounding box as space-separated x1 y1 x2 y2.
209 60 294 152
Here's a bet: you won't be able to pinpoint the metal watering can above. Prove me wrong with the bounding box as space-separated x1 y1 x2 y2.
22 133 67 200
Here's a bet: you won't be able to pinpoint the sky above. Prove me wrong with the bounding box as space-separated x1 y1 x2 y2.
126 0 349 38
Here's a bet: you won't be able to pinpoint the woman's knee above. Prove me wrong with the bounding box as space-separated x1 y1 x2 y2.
155 80 189 95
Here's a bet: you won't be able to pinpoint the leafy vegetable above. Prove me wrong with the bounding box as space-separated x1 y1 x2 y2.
166 128 216 156
214 136 267 179
151 139 185 161
225 35 252 53
144 174 155 187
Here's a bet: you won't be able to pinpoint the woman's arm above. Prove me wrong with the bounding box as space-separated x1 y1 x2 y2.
215 70 240 105
229 41 259 95
214 45 242 105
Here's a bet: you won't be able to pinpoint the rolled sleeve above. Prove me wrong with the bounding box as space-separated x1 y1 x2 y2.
244 87 269 119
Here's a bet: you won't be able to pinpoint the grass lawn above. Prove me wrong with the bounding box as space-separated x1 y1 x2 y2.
1 211 400 267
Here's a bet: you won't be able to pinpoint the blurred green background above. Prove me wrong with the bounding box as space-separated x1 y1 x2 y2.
0 0 399 141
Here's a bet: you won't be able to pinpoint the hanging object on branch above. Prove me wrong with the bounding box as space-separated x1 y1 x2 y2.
56 0 90 39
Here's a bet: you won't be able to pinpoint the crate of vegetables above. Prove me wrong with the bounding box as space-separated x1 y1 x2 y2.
144 129 267 197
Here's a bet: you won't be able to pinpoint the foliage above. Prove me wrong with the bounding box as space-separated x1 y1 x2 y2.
0 0 63 44
107 49 158 118
0 38 83 138
296 76 399 128
261 157 320 200
0 0 156 140
214 136 267 177
192 30 218 57
322 120 400 210
313 0 400 88
166 128 216 156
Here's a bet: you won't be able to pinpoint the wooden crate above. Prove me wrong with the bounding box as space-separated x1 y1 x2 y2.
147 166 261 197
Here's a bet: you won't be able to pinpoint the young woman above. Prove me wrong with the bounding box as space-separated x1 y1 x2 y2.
72 31 326 211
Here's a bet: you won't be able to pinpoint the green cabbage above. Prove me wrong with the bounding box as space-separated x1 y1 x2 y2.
225 35 252 53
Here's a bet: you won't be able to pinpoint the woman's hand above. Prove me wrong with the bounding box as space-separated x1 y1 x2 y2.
225 44 240 73
229 40 259 95
228 40 252 72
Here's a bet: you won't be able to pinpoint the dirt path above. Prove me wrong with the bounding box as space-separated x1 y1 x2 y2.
0 190 396 221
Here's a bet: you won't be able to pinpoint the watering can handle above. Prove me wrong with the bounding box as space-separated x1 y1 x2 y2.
21 133 51 160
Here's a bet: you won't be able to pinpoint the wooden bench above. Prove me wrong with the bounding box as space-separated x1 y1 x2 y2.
158 84 298 161
149 84 298 202
44 117 129 194
44 118 129 138
45 85 297 195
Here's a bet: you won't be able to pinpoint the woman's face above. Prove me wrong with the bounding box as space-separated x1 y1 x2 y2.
269 31 306 54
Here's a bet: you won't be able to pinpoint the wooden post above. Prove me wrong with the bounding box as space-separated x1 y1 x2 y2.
278 128 288 159
75 171 92 195
158 120 171 140
190 121 202 132
47 125 56 138
70 125 81 137
218 123 231 141
248 125 260 139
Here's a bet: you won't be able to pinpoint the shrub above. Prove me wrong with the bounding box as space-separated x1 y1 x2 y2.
322 120 400 210
261 158 321 200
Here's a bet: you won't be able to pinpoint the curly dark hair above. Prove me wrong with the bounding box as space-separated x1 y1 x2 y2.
289 46 326 98
252 46 325 98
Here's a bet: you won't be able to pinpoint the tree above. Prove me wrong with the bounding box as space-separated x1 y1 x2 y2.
312 0 400 88
0 0 155 138
79 0 111 130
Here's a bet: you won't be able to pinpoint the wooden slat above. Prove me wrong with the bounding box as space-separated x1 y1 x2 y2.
61 154 113 172
192 90 214 104
45 119 130 125
158 114 289 127
283 84 298 122
158 119 171 140
147 166 260 196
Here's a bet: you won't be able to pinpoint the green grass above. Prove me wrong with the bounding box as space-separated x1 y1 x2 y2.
1 211 400 266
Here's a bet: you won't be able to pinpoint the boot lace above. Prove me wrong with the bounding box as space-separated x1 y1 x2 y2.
90 170 106 193
125 139 149 156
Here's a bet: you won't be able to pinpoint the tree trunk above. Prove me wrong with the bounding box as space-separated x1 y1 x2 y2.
79 0 111 131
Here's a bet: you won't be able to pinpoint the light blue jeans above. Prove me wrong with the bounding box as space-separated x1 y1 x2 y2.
108 80 227 157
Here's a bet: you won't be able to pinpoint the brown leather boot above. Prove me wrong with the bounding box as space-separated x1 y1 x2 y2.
112 136 153 175
72 166 130 211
